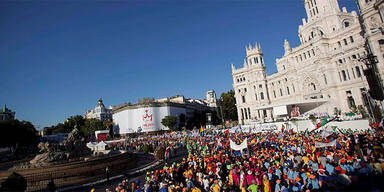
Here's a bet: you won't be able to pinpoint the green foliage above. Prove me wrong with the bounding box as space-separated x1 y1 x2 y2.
81 118 104 137
161 116 178 130
178 114 186 129
0 120 38 148
43 115 105 138
357 105 368 119
217 90 238 122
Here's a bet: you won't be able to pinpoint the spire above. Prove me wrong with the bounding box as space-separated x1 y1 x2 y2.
243 59 248 68
231 63 235 71
3 104 6 112
284 39 291 55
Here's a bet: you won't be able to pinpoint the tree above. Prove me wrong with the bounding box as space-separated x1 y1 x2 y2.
217 90 238 122
0 120 38 148
161 116 178 130
80 118 104 137
178 114 186 129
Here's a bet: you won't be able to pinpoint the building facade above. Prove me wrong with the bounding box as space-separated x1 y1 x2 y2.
112 91 217 134
232 0 377 124
357 0 384 86
85 98 113 121
0 104 15 121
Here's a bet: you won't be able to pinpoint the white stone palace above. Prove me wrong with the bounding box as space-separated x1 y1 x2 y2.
232 0 383 124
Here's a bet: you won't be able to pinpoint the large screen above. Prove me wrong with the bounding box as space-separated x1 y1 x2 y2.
273 105 288 116
113 106 186 134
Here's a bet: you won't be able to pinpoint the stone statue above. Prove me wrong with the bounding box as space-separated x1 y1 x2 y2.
28 125 91 167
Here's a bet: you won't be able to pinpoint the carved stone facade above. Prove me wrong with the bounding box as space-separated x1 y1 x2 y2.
357 0 384 82
232 0 375 124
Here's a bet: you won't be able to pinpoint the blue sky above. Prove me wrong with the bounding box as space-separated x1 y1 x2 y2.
0 0 358 129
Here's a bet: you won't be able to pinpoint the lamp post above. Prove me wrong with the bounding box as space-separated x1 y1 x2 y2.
219 98 225 125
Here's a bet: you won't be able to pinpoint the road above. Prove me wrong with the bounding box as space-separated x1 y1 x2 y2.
68 152 187 192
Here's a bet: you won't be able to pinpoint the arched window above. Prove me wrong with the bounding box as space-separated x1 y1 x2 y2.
260 92 264 100
344 21 350 27
355 66 362 77
273 90 276 98
280 89 283 96
342 70 347 81
287 87 290 95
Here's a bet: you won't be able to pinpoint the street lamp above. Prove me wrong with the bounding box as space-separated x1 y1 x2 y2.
219 98 225 125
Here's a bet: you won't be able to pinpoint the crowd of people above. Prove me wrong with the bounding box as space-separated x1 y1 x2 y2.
104 125 384 192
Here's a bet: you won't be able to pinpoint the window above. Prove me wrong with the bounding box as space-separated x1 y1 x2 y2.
255 93 258 101
304 52 307 59
283 65 286 70
273 90 276 98
350 36 354 43
260 57 263 64
344 39 348 45
287 87 290 95
300 55 302 61
344 21 350 27
308 51 311 58
254 57 257 64
338 41 341 47
352 68 356 78
244 88 247 92
238 89 241 93
352 54 357 59
259 84 262 88
316 7 319 14
280 89 283 96
248 108 251 119
339 59 343 64
296 56 298 62
379 39 384 45
263 109 267 118
347 69 351 79
323 74 327 85
342 70 347 81
244 108 248 119
356 66 362 77
260 92 264 100
311 83 316 91
249 59 252 65
241 109 244 120
293 84 295 92
312 49 315 56
242 95 246 103
338 72 342 82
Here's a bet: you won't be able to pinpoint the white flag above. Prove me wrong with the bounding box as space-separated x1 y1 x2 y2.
321 125 334 138
230 138 248 151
